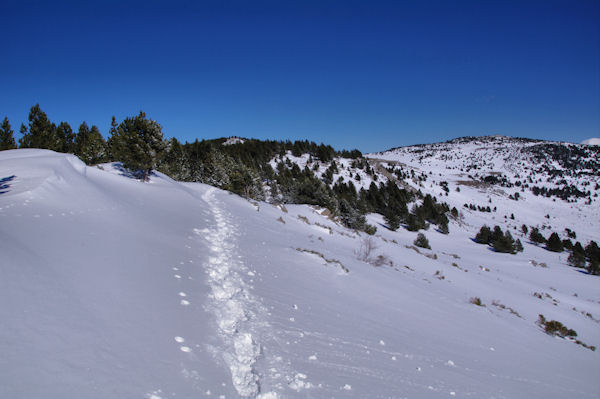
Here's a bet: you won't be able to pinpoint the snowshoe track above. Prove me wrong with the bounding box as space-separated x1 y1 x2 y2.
199 188 272 397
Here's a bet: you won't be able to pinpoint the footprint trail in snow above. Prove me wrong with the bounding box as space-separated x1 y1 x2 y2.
198 188 278 398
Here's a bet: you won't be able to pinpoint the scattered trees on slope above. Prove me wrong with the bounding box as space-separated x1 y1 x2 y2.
527 227 598 275
474 225 523 254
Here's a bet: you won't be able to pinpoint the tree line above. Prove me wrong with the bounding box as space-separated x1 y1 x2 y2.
2 105 456 235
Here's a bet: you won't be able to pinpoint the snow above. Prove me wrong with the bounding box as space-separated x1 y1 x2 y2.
581 137 600 146
1 148 600 398
367 135 600 244
223 137 246 146
269 151 385 190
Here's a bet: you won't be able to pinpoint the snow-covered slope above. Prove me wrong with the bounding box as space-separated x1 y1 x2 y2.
1 149 599 398
269 151 386 191
582 138 600 146
368 135 600 244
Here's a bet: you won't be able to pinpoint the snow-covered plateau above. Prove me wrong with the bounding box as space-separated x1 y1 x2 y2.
1 147 599 398
582 138 600 146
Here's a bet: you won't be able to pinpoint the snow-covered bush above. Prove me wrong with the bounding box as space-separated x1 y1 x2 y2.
414 233 430 249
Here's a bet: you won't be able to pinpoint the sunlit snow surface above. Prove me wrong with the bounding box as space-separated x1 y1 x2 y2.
581 138 600 146
1 149 599 398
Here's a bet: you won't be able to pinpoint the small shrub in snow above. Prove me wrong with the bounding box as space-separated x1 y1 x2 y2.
537 314 576 337
545 320 577 337
355 237 377 262
297 215 310 224
414 233 431 249
363 224 377 235
296 248 348 273
470 297 484 306
372 254 392 267
491 300 522 318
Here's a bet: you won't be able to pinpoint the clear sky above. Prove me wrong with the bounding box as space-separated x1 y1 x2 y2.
2 0 599 153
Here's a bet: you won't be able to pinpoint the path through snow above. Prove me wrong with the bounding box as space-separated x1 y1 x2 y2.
198 188 277 398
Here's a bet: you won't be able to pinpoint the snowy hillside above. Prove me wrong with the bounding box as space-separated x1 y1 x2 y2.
1 149 599 398
269 151 387 191
368 135 600 244
582 138 600 146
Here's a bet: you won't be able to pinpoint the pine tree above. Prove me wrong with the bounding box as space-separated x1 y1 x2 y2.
562 239 573 251
504 230 516 253
203 150 233 188
514 239 524 253
74 121 90 157
584 241 600 275
529 227 546 244
19 104 59 150
158 137 189 180
414 233 431 249
588 259 600 276
491 225 504 244
88 125 107 163
0 117 17 150
384 209 400 231
19 124 27 145
229 163 264 200
437 213 450 234
75 123 107 165
567 242 586 268
450 207 459 218
546 232 563 252
475 225 492 244
107 116 119 160
56 121 75 153
406 213 427 231
109 112 166 181
584 241 599 262
493 230 515 253
339 198 367 231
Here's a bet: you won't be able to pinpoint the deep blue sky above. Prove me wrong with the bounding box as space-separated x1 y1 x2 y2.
2 0 599 152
